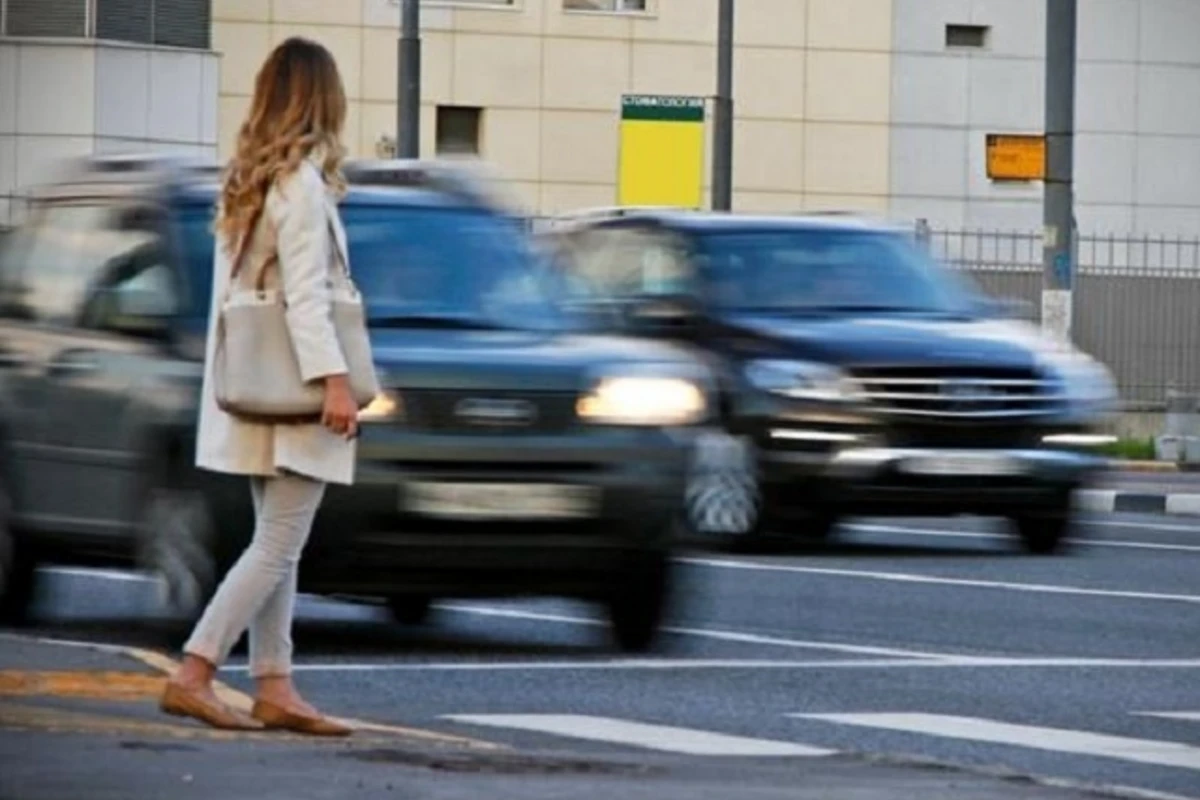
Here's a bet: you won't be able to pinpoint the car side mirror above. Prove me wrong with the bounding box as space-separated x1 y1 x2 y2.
92 284 177 341
625 293 701 337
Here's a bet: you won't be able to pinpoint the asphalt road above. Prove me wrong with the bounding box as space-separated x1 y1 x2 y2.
2 511 1198 800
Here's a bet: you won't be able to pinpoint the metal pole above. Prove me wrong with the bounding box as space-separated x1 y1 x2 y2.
398 0 422 159
1042 0 1077 339
711 0 734 212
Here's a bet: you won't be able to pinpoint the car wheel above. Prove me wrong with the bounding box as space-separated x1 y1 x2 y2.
685 431 766 550
0 476 38 627
606 551 672 654
388 596 434 626
1012 500 1074 555
137 486 219 621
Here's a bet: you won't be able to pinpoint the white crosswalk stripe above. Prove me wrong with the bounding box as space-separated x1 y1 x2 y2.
791 713 1200 772
443 714 833 757
1134 712 1200 722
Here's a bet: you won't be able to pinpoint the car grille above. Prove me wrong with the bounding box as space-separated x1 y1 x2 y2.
401 390 578 434
853 367 1060 419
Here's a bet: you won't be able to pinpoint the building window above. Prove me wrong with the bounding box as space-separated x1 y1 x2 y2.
436 106 483 156
945 24 989 49
4 0 88 38
564 0 647 12
2 0 208 48
389 0 515 6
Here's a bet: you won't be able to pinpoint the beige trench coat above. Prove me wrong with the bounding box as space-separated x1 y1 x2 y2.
195 157 358 486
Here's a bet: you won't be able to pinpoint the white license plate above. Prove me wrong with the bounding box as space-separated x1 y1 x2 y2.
403 481 599 521
899 453 1027 477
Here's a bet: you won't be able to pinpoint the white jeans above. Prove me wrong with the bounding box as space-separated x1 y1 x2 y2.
184 472 326 678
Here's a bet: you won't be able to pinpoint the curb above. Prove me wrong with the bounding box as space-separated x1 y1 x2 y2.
1076 490 1200 517
1111 460 1182 473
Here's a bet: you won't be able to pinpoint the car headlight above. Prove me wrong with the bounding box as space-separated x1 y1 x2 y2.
577 376 707 426
744 359 865 403
358 390 404 422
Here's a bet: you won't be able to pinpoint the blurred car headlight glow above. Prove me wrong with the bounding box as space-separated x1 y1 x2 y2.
1041 354 1119 417
358 390 403 422
577 376 707 426
744 359 865 403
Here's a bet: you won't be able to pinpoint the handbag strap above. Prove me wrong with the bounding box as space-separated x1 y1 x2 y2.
227 191 350 296
228 203 272 293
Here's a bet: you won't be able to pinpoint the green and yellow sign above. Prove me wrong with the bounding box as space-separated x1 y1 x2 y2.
617 94 706 209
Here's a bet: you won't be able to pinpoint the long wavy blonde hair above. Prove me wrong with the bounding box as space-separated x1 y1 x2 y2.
216 37 348 254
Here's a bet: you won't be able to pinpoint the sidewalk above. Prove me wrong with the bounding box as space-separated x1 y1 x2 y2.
0 634 1179 800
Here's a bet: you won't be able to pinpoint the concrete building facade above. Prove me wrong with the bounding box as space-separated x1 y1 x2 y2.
211 0 1200 236
0 0 218 225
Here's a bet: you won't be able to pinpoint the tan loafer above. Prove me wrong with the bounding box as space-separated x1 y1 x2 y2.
160 682 264 731
251 699 353 737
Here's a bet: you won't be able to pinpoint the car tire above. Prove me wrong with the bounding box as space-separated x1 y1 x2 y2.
685 431 767 551
606 551 672 654
388 596 434 626
136 483 219 622
0 476 38 627
1012 501 1074 555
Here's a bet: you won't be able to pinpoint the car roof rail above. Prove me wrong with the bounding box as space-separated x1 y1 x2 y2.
30 153 219 201
538 205 687 232
341 158 509 207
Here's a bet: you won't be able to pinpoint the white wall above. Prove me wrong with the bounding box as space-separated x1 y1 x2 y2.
888 0 1200 237
0 38 218 226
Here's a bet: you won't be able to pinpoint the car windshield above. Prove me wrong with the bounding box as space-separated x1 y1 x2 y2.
345 205 562 330
696 228 983 316
175 201 564 332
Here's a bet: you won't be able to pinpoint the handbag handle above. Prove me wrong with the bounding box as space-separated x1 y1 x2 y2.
228 198 347 294
228 203 274 293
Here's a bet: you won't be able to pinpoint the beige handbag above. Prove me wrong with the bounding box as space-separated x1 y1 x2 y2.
213 202 379 423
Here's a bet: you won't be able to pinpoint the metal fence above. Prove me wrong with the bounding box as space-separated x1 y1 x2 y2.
919 224 1200 408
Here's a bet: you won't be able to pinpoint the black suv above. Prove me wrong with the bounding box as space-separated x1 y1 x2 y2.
540 210 1117 554
0 158 713 650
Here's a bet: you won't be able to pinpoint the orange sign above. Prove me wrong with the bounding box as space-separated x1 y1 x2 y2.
986 134 1046 181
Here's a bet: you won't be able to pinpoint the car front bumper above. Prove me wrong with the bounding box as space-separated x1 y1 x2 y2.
759 442 1107 516
301 426 692 597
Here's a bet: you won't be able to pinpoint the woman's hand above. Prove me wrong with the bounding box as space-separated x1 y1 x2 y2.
321 374 359 439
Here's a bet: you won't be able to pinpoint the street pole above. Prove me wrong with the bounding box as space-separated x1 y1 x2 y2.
397 0 421 159
1042 0 1077 340
711 0 734 212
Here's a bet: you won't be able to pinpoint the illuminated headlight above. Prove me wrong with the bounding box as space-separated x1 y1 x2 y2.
745 359 865 403
577 376 707 426
358 390 403 422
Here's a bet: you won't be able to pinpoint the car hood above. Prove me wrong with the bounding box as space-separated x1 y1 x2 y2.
721 312 1073 373
368 327 701 391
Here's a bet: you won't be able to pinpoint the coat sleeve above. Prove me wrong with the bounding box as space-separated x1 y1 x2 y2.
267 163 348 383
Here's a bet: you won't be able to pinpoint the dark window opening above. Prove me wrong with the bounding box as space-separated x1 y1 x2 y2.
946 24 989 49
436 106 483 156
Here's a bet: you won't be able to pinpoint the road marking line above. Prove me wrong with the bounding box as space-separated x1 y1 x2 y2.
222 656 1200 673
681 558 1200 605
115 647 501 748
793 712 1200 771
0 632 501 749
444 604 961 660
0 670 164 701
1136 712 1200 722
444 714 833 757
0 700 395 744
1092 519 1200 534
850 524 1200 554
